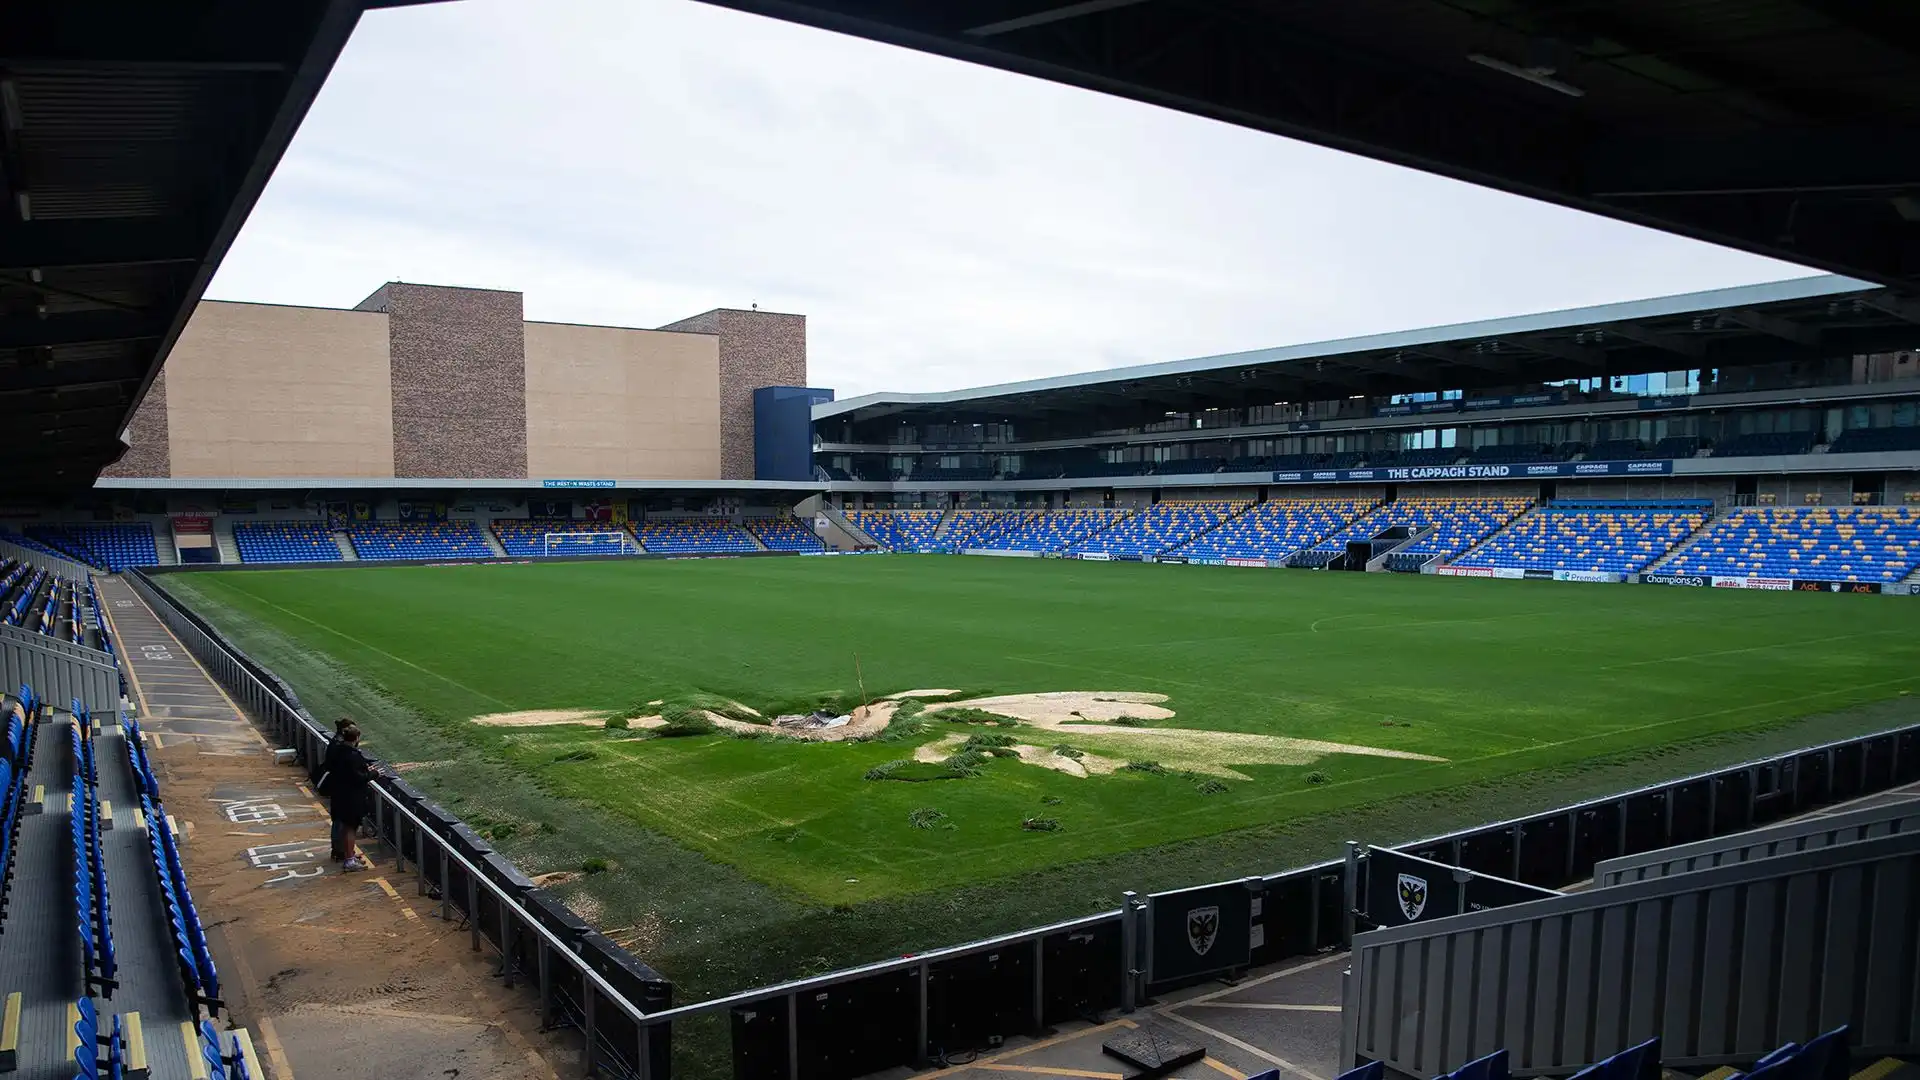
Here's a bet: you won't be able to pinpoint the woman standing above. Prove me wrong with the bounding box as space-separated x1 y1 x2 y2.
322 720 375 871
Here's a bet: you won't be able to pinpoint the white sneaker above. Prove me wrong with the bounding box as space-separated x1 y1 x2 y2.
342 856 370 872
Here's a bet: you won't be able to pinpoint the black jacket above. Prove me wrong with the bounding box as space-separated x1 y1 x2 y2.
322 739 374 823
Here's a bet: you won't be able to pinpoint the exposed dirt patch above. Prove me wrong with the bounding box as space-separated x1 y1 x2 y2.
531 870 583 887
471 709 610 728
722 701 895 741
885 689 963 700
927 691 1175 725
920 690 1447 779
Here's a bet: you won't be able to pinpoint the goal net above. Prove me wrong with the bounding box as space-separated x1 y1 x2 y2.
541 531 630 556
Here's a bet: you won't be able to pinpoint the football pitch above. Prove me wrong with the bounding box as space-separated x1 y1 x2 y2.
160 555 1920 905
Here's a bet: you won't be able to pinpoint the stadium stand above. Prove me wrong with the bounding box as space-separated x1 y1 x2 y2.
634 519 760 555
971 508 1133 553
347 522 494 561
1662 506 1920 583
946 509 1041 551
1826 427 1920 455
1709 431 1819 457
1069 501 1246 559
1296 499 1529 569
1454 502 1711 574
745 517 826 552
126 718 222 1016
846 510 948 553
492 519 630 557
1366 447 1462 467
1 692 35 933
70 996 131 1080
1382 498 1534 571
22 525 158 572
71 715 116 996
1172 499 1376 562
232 522 343 564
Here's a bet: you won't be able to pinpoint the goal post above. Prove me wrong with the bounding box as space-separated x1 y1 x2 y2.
541 531 630 557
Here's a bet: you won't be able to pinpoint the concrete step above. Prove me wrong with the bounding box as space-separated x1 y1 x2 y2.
332 531 358 561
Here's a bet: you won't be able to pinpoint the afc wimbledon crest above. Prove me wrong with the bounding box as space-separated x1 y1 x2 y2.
1397 873 1429 921
1186 906 1220 956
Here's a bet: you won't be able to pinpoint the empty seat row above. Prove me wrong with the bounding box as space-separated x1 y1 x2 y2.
635 519 759 554
71 715 116 996
125 719 222 1017
348 522 494 561
70 996 132 1080
233 522 342 564
1826 426 1920 455
847 510 947 552
978 509 1132 552
22 524 159 572
1664 506 1920 584
1176 499 1375 561
1456 504 1709 574
746 517 825 552
1069 501 1246 558
491 519 628 557
1 688 40 934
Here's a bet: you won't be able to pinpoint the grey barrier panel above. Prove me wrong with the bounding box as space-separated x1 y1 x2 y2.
0 536 97 579
1345 829 1920 1080
1595 794 1920 886
0 622 119 713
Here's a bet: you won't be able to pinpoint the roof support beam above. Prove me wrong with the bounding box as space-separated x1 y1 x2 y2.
0 219 202 271
965 0 1154 37
1604 322 1708 360
1499 335 1608 370
0 308 166 350
1722 307 1822 348
1863 292 1920 325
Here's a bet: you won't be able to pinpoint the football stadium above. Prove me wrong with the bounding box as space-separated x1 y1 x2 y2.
3 4 1920 1080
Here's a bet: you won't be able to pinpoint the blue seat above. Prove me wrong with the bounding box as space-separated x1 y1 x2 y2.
1447 1049 1510 1080
1333 1063 1385 1080
1568 1037 1660 1080
201 1020 229 1080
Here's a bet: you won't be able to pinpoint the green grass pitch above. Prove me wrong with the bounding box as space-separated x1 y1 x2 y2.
162 556 1920 904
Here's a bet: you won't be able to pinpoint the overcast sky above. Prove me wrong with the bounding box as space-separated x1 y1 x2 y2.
208 0 1810 398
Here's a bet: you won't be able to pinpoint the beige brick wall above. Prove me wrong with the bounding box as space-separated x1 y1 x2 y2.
524 322 722 479
659 308 806 480
160 301 395 478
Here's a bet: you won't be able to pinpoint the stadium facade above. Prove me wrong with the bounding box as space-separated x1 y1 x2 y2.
3 271 1918 590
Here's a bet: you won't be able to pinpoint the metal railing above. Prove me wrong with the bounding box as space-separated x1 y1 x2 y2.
1593 792 1920 886
1343 829 1920 1079
0 536 97 578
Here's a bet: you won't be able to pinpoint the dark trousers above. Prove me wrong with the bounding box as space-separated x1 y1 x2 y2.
331 818 354 859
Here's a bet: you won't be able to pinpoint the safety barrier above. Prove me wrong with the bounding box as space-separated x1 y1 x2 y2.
0 537 95 579
1343 829 1920 1078
1593 793 1920 886
0 623 119 715
124 569 1920 1080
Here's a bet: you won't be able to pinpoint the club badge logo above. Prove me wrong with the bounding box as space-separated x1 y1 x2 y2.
1187 906 1220 956
1397 873 1429 921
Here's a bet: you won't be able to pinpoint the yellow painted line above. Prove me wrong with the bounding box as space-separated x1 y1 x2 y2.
295 783 313 797
400 906 419 922
1159 1012 1325 1080
134 807 146 831
1174 951 1348 1009
1187 1003 1342 1013
31 784 44 807
226 831 269 838
123 1012 148 1078
979 1066 1123 1080
1848 1062 1906 1080
67 1003 82 1062
1205 1058 1248 1080
149 733 164 750
257 1016 295 1080
233 1029 265 1080
373 877 402 900
181 1022 207 1080
0 991 22 1070
918 1018 1136 1079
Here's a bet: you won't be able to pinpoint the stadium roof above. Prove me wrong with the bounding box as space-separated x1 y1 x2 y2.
699 0 1920 291
816 273 1920 423
0 0 437 497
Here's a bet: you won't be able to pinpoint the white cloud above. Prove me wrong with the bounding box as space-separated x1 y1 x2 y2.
210 0 1808 397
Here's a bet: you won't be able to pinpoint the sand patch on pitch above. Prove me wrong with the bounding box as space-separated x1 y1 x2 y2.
885 689 963 700
917 690 1447 780
471 709 613 728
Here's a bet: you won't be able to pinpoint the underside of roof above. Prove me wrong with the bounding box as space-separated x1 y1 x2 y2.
819 274 1920 425
699 0 1920 291
0 1 428 496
